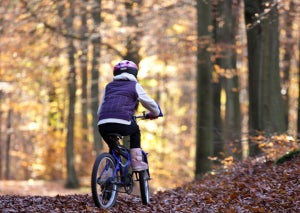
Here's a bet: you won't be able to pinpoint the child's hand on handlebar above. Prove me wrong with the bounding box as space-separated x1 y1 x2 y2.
145 112 158 120
145 112 157 120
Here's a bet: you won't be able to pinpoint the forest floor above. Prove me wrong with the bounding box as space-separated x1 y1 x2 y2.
0 152 299 212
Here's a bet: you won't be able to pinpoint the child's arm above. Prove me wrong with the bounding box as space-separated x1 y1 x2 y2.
136 83 162 116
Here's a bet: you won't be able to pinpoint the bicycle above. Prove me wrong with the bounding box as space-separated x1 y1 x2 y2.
91 114 152 208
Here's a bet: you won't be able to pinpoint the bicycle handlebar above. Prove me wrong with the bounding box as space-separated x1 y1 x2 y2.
133 111 163 120
134 115 146 119
133 112 147 120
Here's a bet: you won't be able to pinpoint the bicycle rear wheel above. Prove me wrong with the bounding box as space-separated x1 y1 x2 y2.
139 170 150 205
91 153 118 208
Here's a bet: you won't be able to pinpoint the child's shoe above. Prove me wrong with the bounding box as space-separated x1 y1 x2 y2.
130 148 148 171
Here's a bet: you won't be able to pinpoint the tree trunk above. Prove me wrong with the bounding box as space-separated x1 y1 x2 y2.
65 0 79 188
79 3 90 174
65 39 79 188
124 0 143 63
220 0 242 160
212 2 223 161
91 0 102 154
261 4 285 133
245 0 286 156
195 0 213 179
80 5 88 146
212 81 223 159
281 1 295 128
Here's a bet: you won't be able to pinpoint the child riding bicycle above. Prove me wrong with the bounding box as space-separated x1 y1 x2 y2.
97 60 163 171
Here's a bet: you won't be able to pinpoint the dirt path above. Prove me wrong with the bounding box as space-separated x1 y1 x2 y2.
0 180 89 196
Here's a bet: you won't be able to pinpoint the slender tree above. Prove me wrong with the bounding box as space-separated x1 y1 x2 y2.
215 0 242 160
195 0 213 179
91 0 103 153
212 1 224 161
124 0 143 63
64 0 80 188
79 3 89 145
281 1 295 127
79 1 90 174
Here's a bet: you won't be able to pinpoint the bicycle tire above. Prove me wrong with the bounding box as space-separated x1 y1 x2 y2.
91 153 118 208
139 170 150 205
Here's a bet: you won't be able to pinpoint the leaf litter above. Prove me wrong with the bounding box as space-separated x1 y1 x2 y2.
0 153 299 212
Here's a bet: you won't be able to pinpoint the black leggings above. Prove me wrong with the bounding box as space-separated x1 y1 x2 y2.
98 122 141 149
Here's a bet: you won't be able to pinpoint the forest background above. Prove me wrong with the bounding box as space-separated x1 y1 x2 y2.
0 0 299 192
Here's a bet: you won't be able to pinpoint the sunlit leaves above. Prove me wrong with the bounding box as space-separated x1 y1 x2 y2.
250 134 298 161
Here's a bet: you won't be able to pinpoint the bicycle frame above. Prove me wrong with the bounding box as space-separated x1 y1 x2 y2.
111 148 131 186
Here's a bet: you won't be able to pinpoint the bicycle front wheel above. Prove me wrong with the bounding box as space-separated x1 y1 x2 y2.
139 170 150 205
91 153 118 208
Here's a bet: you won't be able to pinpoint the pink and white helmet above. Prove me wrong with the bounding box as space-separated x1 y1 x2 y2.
113 60 138 77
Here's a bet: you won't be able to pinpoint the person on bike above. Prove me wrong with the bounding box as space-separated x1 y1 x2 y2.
97 60 163 171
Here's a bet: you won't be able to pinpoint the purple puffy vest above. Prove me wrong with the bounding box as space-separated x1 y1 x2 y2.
98 80 138 121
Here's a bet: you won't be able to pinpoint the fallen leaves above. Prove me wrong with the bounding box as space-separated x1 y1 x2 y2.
0 153 299 212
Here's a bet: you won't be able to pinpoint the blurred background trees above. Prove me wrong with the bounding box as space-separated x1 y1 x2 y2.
0 0 299 190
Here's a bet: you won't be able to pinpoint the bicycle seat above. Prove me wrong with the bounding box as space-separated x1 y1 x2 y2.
114 145 129 158
107 133 122 142
106 133 129 157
